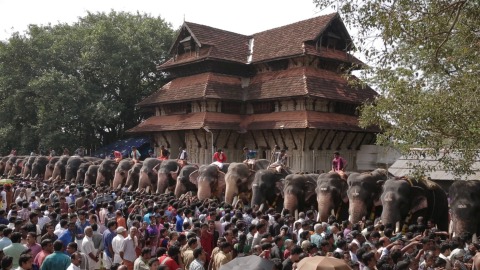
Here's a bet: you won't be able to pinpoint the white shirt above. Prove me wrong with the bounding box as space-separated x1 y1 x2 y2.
82 236 99 269
112 234 125 264
122 235 137 262
38 216 51 230
54 227 67 236
66 263 81 270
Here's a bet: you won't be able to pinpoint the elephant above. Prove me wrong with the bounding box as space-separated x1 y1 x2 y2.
84 165 99 185
75 162 93 183
174 164 199 198
22 156 37 178
30 156 49 179
4 155 23 176
125 163 143 191
8 157 26 178
0 156 10 176
380 177 449 232
156 160 180 194
347 169 389 224
224 159 270 205
44 156 60 180
449 180 480 237
64 156 87 182
96 159 118 187
136 158 162 192
281 173 318 216
316 172 349 222
112 159 134 189
51 155 70 181
251 169 285 212
189 164 226 200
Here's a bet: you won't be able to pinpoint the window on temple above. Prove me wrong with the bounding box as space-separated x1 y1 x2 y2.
221 101 243 114
252 101 275 114
334 102 357 116
164 102 192 115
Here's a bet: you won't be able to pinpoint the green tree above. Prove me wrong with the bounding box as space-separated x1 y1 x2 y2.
0 11 174 154
314 1 480 176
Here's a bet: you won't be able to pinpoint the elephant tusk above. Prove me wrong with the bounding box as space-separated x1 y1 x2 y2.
259 203 265 212
295 210 299 221
395 221 401 233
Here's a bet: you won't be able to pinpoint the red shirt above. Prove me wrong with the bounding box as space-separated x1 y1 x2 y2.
200 231 214 256
113 151 122 159
213 152 227 163
158 255 180 270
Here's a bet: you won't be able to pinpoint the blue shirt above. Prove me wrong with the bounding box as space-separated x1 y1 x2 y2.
58 230 75 252
40 251 71 270
102 229 116 258
176 214 184 232
143 213 152 225
76 220 90 240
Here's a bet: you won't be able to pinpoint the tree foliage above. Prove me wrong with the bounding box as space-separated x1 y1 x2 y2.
0 11 174 154
315 0 480 176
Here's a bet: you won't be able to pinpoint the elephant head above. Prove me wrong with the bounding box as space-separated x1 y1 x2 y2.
31 156 50 179
96 159 118 187
51 155 69 181
125 163 143 191
112 159 134 189
224 162 253 204
282 174 317 215
9 158 25 178
251 169 284 211
22 156 36 178
175 165 199 198
347 169 388 224
136 158 162 192
189 164 226 201
75 162 92 183
316 172 349 222
0 156 9 176
449 180 480 237
65 156 84 182
156 160 180 194
4 156 18 176
84 165 99 185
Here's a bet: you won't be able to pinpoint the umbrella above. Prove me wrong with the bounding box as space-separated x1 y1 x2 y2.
297 256 352 270
219 255 274 270
0 179 15 184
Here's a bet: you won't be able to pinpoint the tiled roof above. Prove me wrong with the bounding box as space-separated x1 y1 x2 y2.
246 67 377 103
128 110 378 133
160 13 351 68
251 13 338 63
137 73 244 107
240 111 378 132
127 112 243 133
303 44 364 66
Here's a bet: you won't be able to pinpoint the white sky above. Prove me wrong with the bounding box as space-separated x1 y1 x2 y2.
0 0 337 41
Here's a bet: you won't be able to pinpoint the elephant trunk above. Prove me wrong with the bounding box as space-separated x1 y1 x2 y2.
44 165 52 180
380 206 402 230
96 172 106 186
156 173 168 194
174 180 186 198
251 185 262 207
284 193 299 215
349 199 368 224
75 171 84 184
112 171 125 189
197 179 212 201
224 178 238 205
451 215 476 237
317 193 333 222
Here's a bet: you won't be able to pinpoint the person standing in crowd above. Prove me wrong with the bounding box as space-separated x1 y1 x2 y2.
3 232 27 268
81 226 99 270
133 247 151 270
66 252 82 270
122 227 137 270
130 147 141 163
17 254 33 270
112 226 126 265
178 147 188 161
102 221 117 270
331 151 347 172
40 240 71 270
269 147 288 173
158 146 170 161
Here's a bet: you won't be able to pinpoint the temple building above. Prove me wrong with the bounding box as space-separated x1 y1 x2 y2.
128 13 378 172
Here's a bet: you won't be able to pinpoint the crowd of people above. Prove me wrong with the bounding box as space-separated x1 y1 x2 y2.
0 148 477 270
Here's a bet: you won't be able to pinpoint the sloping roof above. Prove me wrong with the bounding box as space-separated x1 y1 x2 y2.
246 67 377 103
388 152 480 181
137 73 244 107
240 111 378 132
126 112 243 133
251 13 338 63
303 44 364 66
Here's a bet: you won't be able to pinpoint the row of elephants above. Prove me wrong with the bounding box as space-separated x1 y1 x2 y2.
0 155 479 238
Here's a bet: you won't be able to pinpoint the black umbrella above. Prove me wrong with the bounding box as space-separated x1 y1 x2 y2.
219 255 274 270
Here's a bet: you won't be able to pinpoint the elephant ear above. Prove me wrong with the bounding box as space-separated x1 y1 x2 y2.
340 180 349 203
189 170 199 185
411 186 428 213
217 171 226 192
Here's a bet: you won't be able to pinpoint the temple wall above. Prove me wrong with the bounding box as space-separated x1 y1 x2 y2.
151 129 375 172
